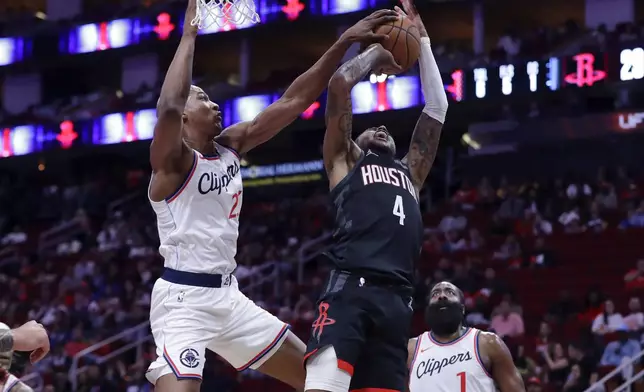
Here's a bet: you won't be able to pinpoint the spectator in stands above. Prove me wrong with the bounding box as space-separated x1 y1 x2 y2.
438 205 467 233
533 214 553 236
585 206 607 233
591 299 625 335
562 364 586 392
623 297 644 331
599 326 640 376
526 377 542 392
465 296 490 327
467 228 485 250
512 344 537 378
477 177 495 205
559 207 583 234
567 342 597 385
527 237 555 268
580 288 605 325
594 185 618 210
548 290 579 323
623 259 644 291
535 321 552 353
492 234 522 263
539 342 570 386
619 201 644 229
496 187 525 220
452 180 477 210
490 300 525 338
442 230 467 252
0 225 27 245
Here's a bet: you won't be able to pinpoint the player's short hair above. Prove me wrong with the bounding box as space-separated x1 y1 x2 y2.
429 282 465 304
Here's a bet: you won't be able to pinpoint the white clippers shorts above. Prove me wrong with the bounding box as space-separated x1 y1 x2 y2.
145 271 289 384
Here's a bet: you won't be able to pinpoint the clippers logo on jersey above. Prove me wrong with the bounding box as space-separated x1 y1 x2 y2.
360 164 417 201
197 161 240 195
416 351 473 379
179 348 200 368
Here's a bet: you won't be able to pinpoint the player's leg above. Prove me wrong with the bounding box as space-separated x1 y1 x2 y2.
304 277 369 392
146 279 216 392
348 288 413 392
210 279 307 390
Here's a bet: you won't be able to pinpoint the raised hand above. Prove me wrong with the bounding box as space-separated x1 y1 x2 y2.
394 2 428 37
341 10 400 44
371 44 403 75
184 0 200 36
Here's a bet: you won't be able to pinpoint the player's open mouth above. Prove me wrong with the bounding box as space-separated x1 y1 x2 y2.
375 131 388 140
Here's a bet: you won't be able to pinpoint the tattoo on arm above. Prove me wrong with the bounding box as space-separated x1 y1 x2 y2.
0 328 13 352
325 89 353 141
406 112 443 187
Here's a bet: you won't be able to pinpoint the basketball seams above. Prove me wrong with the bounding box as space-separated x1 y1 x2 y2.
374 16 421 72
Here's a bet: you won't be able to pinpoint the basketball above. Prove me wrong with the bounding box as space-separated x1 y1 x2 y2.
375 15 421 73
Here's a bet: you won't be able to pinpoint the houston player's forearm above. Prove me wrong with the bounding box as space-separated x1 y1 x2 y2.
325 45 380 142
0 327 12 352
404 38 447 187
281 37 354 106
157 35 196 112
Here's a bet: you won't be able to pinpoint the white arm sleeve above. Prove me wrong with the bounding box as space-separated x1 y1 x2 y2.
418 37 448 124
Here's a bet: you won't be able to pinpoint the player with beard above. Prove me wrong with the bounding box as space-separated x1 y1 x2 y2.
303 3 449 392
407 282 525 392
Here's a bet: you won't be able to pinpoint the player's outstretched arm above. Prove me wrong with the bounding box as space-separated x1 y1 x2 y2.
479 332 526 392
216 10 399 155
324 44 400 188
397 3 448 193
150 0 198 172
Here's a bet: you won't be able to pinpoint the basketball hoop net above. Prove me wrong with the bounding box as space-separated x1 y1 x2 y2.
191 0 260 29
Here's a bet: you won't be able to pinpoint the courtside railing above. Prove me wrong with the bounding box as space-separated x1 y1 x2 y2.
68 321 152 391
585 348 644 392
296 231 332 284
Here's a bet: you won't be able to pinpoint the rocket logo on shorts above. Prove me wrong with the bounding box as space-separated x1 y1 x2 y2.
179 348 200 368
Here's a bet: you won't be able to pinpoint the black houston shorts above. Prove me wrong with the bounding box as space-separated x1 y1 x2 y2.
304 270 414 391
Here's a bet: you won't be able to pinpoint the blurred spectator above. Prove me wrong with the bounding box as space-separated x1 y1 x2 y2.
477 177 495 205
438 205 467 233
591 300 624 336
490 300 525 338
535 321 552 352
443 230 467 252
526 377 543 392
0 225 26 245
563 364 586 392
567 342 597 385
492 234 522 262
624 259 644 291
619 201 644 229
512 344 537 378
599 328 640 376
496 187 525 219
526 237 555 268
539 342 570 386
559 207 583 234
548 291 579 323
466 228 486 250
585 208 607 233
623 297 644 331
594 185 618 210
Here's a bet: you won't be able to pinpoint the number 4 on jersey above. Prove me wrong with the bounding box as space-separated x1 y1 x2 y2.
393 195 406 225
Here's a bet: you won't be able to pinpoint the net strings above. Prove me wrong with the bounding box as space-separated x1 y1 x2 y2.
191 0 261 29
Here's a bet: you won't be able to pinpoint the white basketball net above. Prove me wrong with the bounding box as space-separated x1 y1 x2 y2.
191 0 261 29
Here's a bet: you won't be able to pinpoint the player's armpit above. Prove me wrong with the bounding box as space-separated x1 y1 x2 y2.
402 113 443 192
480 332 526 392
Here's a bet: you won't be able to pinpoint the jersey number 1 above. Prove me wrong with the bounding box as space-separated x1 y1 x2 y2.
393 195 406 226
457 372 466 392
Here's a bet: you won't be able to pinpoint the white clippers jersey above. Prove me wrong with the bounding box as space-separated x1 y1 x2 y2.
149 144 242 274
3 374 31 392
409 328 496 392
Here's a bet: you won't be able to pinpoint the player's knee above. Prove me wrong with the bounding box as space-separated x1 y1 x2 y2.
256 332 306 391
154 374 201 392
305 345 351 392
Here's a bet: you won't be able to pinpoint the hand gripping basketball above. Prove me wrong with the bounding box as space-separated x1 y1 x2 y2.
341 10 400 44
371 44 403 75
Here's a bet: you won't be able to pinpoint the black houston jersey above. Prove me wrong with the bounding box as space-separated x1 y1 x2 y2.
323 150 424 286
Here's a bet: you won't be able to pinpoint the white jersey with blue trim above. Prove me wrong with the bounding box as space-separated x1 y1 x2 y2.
2 374 32 392
409 328 495 392
149 144 242 275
